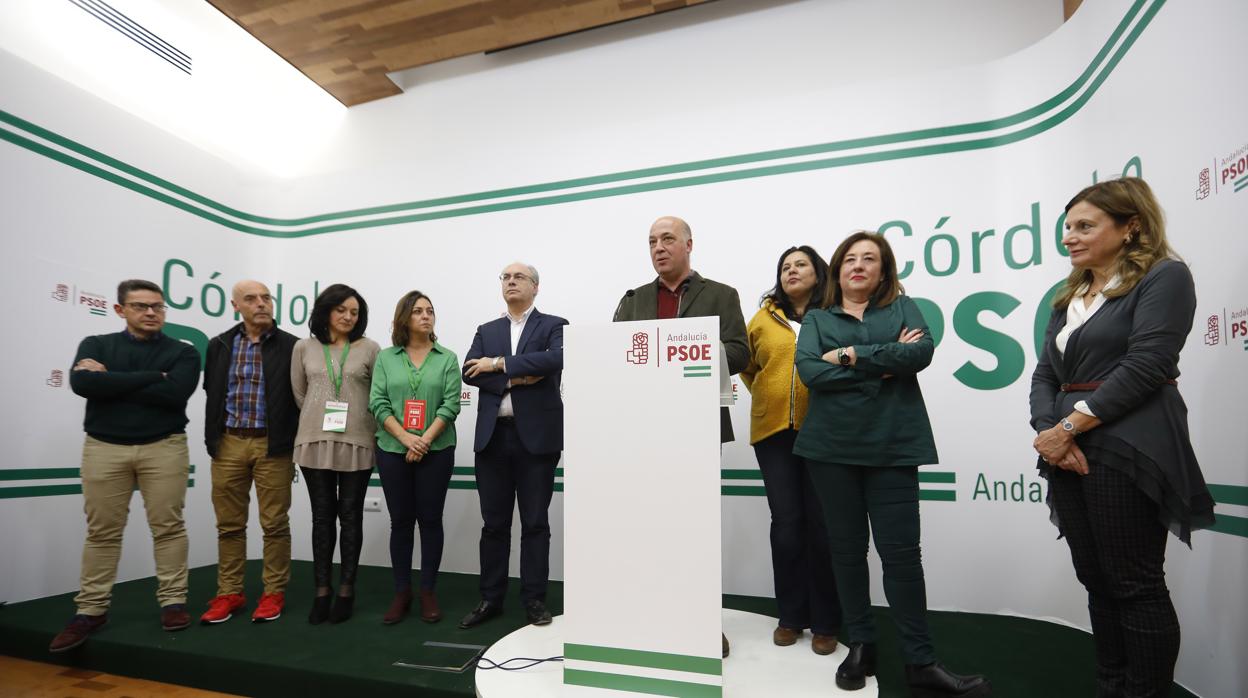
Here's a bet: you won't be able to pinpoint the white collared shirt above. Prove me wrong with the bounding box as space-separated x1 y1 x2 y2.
1055 275 1119 417
498 305 536 417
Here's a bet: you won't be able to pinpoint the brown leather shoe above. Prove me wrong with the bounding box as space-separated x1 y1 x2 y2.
49 614 107 652
161 604 191 631
773 626 802 646
383 590 413 625
722 633 730 658
812 634 839 655
418 590 441 623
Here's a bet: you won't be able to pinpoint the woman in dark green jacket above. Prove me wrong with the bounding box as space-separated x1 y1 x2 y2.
795 231 989 698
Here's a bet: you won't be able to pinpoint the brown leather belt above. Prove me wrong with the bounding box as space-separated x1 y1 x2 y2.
225 426 268 437
1060 379 1177 392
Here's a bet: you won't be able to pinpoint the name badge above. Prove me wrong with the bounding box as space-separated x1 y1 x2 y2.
403 399 426 431
323 401 349 432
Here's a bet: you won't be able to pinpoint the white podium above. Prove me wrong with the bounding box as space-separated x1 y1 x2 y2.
562 318 724 697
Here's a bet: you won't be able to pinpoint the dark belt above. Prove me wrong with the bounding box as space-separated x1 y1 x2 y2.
496 416 516 425
1060 379 1177 392
225 426 268 437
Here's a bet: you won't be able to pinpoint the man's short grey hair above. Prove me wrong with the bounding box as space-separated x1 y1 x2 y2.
505 262 539 285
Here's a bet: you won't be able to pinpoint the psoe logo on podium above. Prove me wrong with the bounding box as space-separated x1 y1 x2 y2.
625 331 649 365
623 328 715 378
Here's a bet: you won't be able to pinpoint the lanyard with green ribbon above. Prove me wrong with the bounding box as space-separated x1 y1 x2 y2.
322 342 351 400
404 347 432 398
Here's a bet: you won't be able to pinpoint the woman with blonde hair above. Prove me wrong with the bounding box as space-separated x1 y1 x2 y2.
1030 177 1214 697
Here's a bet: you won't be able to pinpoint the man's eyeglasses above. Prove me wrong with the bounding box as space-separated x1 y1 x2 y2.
125 302 167 313
499 273 533 283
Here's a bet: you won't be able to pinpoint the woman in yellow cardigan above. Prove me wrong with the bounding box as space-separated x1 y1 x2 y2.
740 245 841 655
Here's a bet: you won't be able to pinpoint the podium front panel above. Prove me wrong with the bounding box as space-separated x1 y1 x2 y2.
563 318 724 696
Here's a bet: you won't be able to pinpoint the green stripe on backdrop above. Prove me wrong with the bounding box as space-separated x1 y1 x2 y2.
0 465 198 498
564 669 720 698
721 485 766 497
0 479 195 499
919 471 957 484
1207 514 1248 539
920 490 957 502
0 484 85 499
564 643 721 675
0 1 1164 237
1208 483 1248 506
0 468 81 480
0 464 196 481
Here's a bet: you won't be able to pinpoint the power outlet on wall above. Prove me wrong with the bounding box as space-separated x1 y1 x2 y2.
364 497 382 513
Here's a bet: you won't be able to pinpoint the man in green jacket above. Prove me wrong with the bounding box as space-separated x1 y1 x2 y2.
612 215 748 658
612 215 749 443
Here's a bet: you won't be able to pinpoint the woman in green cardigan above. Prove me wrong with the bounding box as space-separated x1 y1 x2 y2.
369 290 462 626
794 231 989 697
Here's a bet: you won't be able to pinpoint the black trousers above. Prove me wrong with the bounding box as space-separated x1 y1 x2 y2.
754 430 841 635
1050 465 1179 698
300 466 373 590
376 447 454 592
808 462 935 665
475 419 559 605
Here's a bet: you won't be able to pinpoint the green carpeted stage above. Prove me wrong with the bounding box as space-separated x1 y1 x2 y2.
0 561 1198 697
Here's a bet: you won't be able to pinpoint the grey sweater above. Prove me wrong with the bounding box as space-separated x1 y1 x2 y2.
291 337 381 452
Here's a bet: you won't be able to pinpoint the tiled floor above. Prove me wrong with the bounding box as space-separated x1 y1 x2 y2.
0 656 241 698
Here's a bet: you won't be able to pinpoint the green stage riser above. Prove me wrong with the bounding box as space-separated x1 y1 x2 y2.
0 561 1197 698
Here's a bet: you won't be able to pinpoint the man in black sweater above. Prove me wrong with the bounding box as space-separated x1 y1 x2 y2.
50 279 201 652
199 280 300 625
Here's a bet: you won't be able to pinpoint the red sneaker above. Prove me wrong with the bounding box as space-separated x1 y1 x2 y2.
200 594 246 625
252 593 284 622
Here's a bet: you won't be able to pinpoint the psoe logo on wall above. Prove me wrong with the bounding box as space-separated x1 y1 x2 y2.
77 290 109 317
624 329 716 378
1198 142 1248 198
1204 306 1248 352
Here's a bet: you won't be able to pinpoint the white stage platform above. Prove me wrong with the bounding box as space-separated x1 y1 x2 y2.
475 608 878 697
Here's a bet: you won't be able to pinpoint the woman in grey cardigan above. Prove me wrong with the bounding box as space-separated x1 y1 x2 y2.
292 284 381 624
1030 178 1215 697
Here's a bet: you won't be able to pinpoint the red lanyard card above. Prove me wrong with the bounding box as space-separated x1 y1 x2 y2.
403 399 426 431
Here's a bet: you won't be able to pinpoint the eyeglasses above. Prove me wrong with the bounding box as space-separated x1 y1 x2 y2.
499 272 533 283
125 302 167 313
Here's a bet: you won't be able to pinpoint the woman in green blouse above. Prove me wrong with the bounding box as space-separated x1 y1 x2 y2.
369 291 462 626
795 231 988 697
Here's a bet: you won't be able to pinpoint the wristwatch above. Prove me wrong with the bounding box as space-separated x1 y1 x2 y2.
1060 418 1080 436
837 348 851 366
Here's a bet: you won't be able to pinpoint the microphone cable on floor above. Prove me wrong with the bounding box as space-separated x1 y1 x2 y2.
475 655 564 671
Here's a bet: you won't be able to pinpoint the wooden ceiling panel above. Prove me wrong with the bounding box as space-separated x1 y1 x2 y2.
208 0 710 106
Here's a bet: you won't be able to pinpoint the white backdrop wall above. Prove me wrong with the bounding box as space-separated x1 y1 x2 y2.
1 1 1244 696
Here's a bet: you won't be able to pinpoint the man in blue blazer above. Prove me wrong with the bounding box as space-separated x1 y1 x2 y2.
460 262 568 628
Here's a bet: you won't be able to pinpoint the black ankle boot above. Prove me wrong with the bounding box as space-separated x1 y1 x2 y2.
836 643 878 690
329 594 355 624
308 595 331 625
905 662 991 697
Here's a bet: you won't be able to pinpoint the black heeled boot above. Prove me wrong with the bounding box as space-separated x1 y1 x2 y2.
307 595 331 625
329 594 355 624
836 643 878 690
905 662 991 697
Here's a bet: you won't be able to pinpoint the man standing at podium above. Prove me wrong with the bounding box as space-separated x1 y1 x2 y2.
613 215 749 657
460 262 569 629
